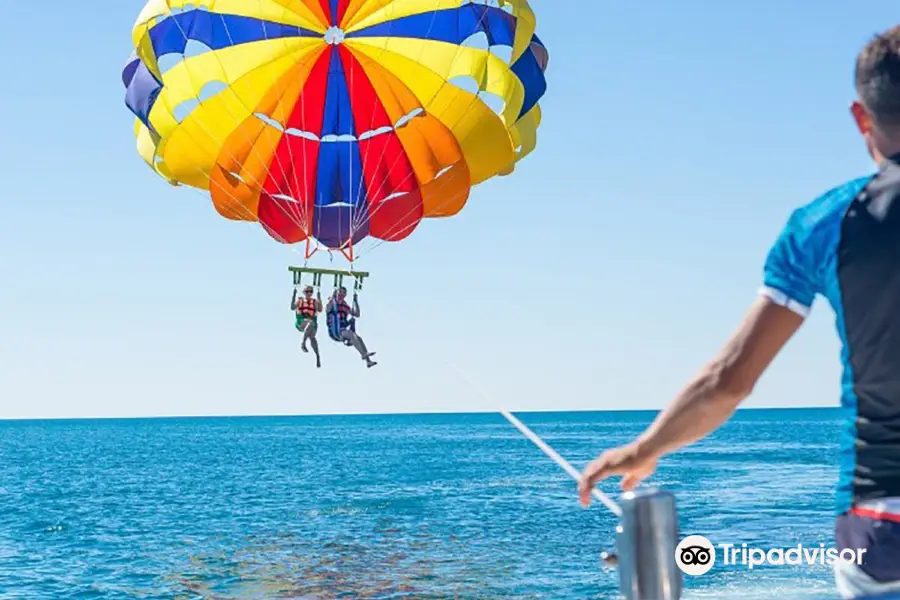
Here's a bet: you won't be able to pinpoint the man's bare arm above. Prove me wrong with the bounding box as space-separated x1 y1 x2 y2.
635 295 806 458
578 296 808 500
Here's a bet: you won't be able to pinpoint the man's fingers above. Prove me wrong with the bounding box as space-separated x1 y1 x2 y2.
621 473 641 490
578 460 605 506
578 453 626 506
579 456 613 488
578 445 660 507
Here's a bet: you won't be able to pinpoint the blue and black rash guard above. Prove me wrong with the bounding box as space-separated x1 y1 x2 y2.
761 155 900 514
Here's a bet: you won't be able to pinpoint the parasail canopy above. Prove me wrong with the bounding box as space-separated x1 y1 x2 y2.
123 0 549 259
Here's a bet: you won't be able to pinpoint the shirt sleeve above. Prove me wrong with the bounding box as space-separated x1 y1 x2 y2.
759 210 822 317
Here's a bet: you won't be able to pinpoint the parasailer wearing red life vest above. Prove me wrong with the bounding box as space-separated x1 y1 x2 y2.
291 285 323 368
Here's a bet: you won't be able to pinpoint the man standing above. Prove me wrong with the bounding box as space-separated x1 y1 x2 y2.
578 26 900 599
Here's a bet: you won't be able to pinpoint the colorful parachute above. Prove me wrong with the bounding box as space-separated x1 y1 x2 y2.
123 0 549 258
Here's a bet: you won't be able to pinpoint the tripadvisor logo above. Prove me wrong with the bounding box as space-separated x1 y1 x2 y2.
674 535 867 574
675 535 716 576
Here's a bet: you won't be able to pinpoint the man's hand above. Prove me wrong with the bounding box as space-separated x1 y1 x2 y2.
576 296 806 509
578 442 659 507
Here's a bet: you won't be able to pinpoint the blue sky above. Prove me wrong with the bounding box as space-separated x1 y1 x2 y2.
1 2 897 419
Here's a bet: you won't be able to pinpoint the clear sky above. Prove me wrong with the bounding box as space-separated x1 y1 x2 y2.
1 2 897 419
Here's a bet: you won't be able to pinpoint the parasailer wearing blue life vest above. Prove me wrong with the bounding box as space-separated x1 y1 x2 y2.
578 25 900 599
326 286 377 368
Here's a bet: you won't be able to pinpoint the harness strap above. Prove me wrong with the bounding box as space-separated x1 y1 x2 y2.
327 299 354 345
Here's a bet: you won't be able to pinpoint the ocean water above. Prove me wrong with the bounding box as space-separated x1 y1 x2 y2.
0 408 849 599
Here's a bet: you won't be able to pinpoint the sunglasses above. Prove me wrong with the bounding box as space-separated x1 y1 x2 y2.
304 289 314 294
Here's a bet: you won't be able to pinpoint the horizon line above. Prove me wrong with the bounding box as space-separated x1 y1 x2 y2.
0 404 842 423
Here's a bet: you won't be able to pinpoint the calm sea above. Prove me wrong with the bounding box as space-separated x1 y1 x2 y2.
0 408 849 599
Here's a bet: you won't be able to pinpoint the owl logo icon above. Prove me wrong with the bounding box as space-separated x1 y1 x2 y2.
675 535 716 576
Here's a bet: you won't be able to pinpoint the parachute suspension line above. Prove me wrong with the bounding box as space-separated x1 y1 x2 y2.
346 6 492 258
345 11 418 248
348 16 500 263
290 21 313 239
347 12 398 245
182 181 331 301
244 7 312 237
291 269 327 289
292 268 324 291
160 8 311 240
152 17 322 278
352 183 472 262
152 95 303 241
165 78 299 239
305 238 319 261
340 238 355 263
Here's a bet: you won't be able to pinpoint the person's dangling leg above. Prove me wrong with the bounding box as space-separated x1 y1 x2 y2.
297 318 309 353
306 322 321 368
342 330 376 367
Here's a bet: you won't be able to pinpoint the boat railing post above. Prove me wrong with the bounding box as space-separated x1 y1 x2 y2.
616 487 682 600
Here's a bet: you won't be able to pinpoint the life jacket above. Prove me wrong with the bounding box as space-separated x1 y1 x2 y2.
334 300 351 328
327 300 354 343
296 297 317 318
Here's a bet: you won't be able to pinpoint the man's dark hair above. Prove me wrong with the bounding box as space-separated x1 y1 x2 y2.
856 25 900 127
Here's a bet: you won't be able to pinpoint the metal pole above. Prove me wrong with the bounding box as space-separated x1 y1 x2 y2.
616 488 682 600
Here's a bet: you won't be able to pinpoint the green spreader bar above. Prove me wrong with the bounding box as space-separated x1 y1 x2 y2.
289 266 370 291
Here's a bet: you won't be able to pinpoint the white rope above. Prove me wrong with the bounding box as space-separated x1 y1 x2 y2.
448 363 622 518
